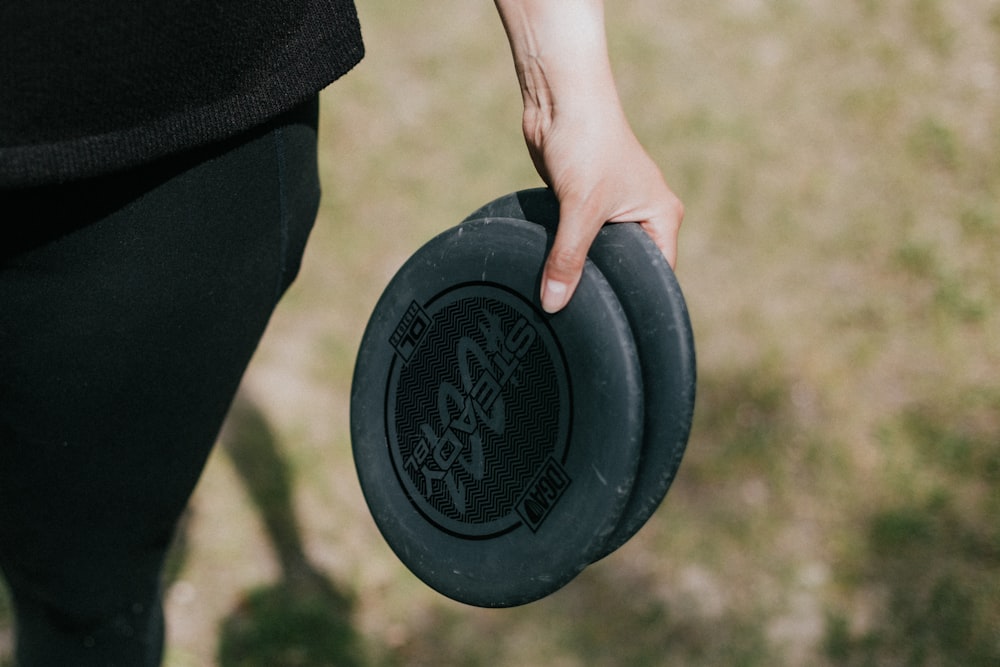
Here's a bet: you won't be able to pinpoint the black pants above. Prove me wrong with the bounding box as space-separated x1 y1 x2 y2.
0 100 321 666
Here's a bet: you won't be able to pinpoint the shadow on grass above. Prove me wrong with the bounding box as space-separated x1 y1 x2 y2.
824 388 1000 667
825 495 1000 667
547 566 770 666
383 556 771 667
206 373 782 667
213 391 369 667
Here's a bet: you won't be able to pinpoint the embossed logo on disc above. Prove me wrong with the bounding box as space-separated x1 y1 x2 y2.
385 284 572 539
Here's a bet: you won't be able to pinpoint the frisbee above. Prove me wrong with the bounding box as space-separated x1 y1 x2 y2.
350 213 644 607
464 189 696 560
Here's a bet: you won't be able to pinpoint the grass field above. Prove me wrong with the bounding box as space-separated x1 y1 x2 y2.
2 1 998 665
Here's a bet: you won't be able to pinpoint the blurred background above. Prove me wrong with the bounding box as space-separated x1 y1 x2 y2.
2 1 997 665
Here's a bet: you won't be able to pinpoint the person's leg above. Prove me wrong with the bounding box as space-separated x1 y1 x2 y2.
0 99 320 666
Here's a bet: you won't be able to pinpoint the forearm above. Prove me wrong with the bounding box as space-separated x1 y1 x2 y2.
494 0 625 132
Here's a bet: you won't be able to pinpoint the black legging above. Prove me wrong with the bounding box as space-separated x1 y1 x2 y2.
0 99 320 666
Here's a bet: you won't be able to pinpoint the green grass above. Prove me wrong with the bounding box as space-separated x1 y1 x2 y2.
3 1 999 665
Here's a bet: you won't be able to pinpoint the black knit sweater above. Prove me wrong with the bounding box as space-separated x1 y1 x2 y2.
0 0 364 188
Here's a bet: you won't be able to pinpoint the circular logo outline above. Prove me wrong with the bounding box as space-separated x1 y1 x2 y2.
384 282 572 540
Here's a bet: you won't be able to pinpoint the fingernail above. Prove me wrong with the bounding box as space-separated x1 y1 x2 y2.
541 279 568 313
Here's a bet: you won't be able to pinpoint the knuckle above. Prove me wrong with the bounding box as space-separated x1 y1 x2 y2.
546 245 585 278
663 190 685 225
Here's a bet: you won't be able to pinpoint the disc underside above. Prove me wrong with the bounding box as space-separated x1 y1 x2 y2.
350 217 644 607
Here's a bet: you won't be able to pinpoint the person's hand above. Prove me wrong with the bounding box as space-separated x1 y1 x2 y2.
522 87 684 313
495 0 684 313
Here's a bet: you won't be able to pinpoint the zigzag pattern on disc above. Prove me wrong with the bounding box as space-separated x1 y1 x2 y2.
390 293 566 528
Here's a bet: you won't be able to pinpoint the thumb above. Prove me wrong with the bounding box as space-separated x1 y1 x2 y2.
540 200 604 314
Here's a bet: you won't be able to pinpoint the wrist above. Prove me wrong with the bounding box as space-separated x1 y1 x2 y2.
495 0 618 116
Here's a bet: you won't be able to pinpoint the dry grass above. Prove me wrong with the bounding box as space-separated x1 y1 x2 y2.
2 1 998 665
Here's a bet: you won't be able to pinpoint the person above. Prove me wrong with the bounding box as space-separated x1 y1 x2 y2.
0 0 683 664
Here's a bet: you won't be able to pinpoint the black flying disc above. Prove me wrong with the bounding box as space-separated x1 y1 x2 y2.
350 215 644 607
464 189 696 561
